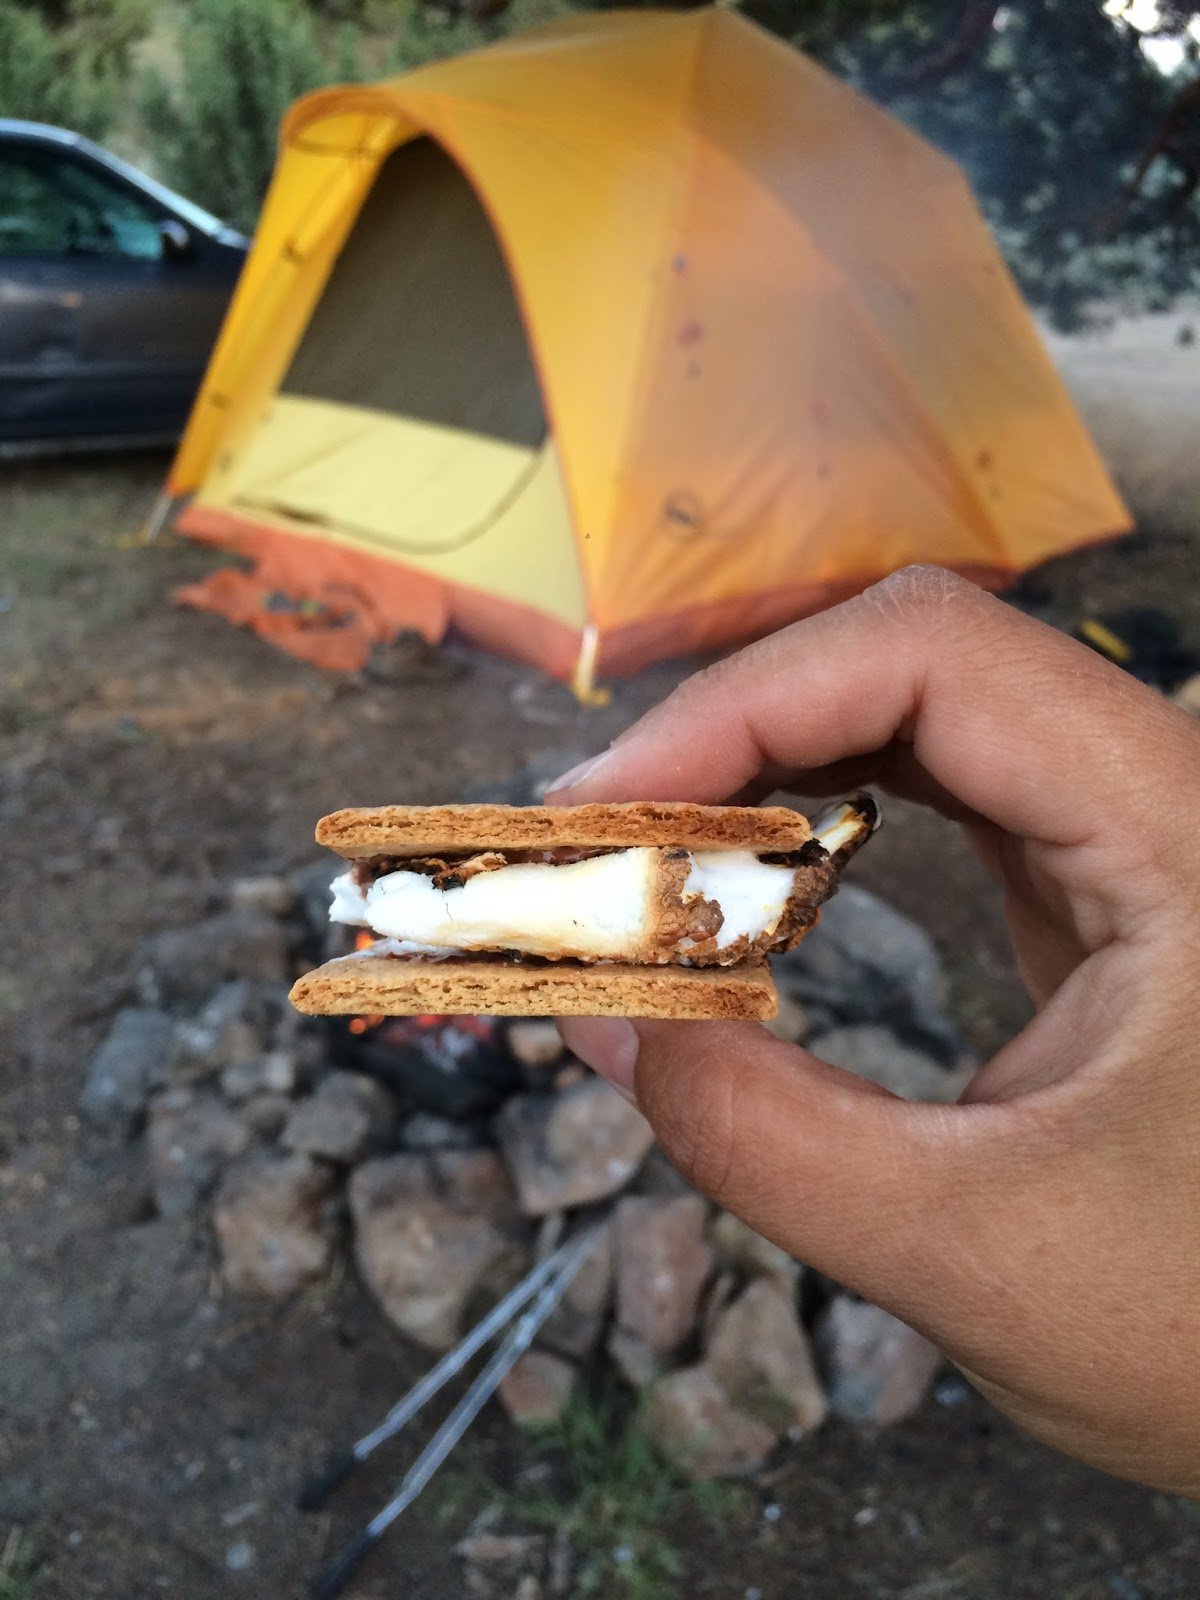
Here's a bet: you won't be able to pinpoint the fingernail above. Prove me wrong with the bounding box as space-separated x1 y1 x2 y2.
544 747 613 797
558 1017 639 1101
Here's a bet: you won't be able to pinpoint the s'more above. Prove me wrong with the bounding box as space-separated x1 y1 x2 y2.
288 795 879 1021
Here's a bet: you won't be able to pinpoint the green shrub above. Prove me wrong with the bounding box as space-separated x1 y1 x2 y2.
0 0 123 139
141 0 333 232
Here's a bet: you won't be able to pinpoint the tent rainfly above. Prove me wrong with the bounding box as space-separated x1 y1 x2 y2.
160 6 1129 694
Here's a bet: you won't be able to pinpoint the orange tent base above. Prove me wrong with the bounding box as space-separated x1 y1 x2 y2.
172 504 1075 684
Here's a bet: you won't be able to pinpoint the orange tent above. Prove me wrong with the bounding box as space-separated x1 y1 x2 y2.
161 7 1129 692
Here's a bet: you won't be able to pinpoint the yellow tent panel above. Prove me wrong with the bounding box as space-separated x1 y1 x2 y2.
166 7 1129 684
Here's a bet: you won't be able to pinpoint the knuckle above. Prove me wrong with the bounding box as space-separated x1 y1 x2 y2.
860 564 978 623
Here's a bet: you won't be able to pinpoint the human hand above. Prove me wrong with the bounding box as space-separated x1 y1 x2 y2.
549 567 1200 1497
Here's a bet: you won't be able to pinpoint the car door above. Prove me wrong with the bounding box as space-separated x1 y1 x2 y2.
0 142 91 439
0 140 234 443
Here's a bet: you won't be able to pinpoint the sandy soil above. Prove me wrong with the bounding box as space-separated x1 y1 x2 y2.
2 452 1198 1599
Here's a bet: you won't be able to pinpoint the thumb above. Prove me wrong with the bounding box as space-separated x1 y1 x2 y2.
561 1017 983 1317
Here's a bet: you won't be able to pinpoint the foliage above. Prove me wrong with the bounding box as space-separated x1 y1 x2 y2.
482 1396 748 1600
9 0 1200 323
141 0 330 231
0 1527 41 1600
749 0 1200 327
0 0 128 139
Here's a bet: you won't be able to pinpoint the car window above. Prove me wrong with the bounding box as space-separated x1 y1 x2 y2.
0 146 164 262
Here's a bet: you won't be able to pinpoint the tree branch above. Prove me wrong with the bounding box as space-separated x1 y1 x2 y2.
1095 74 1200 238
900 0 1003 85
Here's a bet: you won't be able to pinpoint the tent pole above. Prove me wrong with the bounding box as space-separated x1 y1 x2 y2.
572 623 611 707
140 491 181 544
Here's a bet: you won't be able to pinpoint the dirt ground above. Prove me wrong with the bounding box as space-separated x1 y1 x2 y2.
2 452 1199 1600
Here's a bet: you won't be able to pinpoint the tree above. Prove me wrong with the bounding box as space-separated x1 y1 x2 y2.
816 0 1200 325
141 0 329 232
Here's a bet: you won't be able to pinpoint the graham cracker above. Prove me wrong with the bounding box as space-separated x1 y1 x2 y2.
315 802 811 858
289 954 778 1020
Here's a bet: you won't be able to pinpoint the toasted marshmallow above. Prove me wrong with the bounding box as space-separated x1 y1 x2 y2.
330 847 800 965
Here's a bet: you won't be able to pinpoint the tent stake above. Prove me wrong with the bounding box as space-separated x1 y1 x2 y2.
311 1223 603 1600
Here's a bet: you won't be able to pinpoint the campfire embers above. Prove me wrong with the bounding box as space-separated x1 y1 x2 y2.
330 1010 518 1121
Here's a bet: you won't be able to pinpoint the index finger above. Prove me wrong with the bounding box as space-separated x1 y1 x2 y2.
548 568 1200 860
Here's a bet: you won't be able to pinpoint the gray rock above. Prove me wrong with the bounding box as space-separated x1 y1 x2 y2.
213 1153 337 1296
455 1534 546 1571
646 1367 776 1480
240 1093 293 1140
776 884 959 1060
539 1222 612 1359
136 912 288 1008
173 982 266 1079
282 1071 395 1164
402 1112 480 1151
614 1195 713 1353
498 1350 575 1426
506 1020 566 1072
349 1154 516 1350
429 1148 517 1223
808 1025 973 1103
147 1090 253 1219
705 1280 827 1435
607 1326 662 1389
496 1078 654 1216
220 1050 298 1103
290 858 342 944
763 991 809 1043
709 1212 800 1288
229 876 294 917
79 1007 176 1138
816 1296 942 1425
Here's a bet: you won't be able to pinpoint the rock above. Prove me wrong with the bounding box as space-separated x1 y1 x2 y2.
349 1155 515 1350
775 884 960 1061
79 1007 175 1138
214 1153 337 1296
633 1146 696 1200
706 1281 827 1435
816 1296 942 1425
290 855 339 922
540 1222 612 1358
498 1351 575 1426
607 1327 662 1388
147 1090 253 1219
613 1195 713 1352
456 1534 545 1570
808 1026 973 1103
229 876 294 917
402 1112 480 1151
457 1534 546 1600
220 1050 297 1103
429 1148 517 1223
506 1020 565 1071
709 1212 800 1288
646 1367 776 1480
282 1072 395 1164
496 1079 654 1216
240 1093 293 1140
763 991 809 1043
564 1220 613 1317
136 912 288 1008
1173 673 1200 716
173 982 267 1080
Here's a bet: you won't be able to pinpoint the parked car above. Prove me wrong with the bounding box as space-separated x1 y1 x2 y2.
0 120 248 455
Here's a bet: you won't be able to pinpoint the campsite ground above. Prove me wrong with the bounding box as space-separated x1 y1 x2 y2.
3 451 1200 1600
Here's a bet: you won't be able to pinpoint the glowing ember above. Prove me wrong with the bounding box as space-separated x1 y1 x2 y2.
354 931 375 952
348 1014 385 1034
